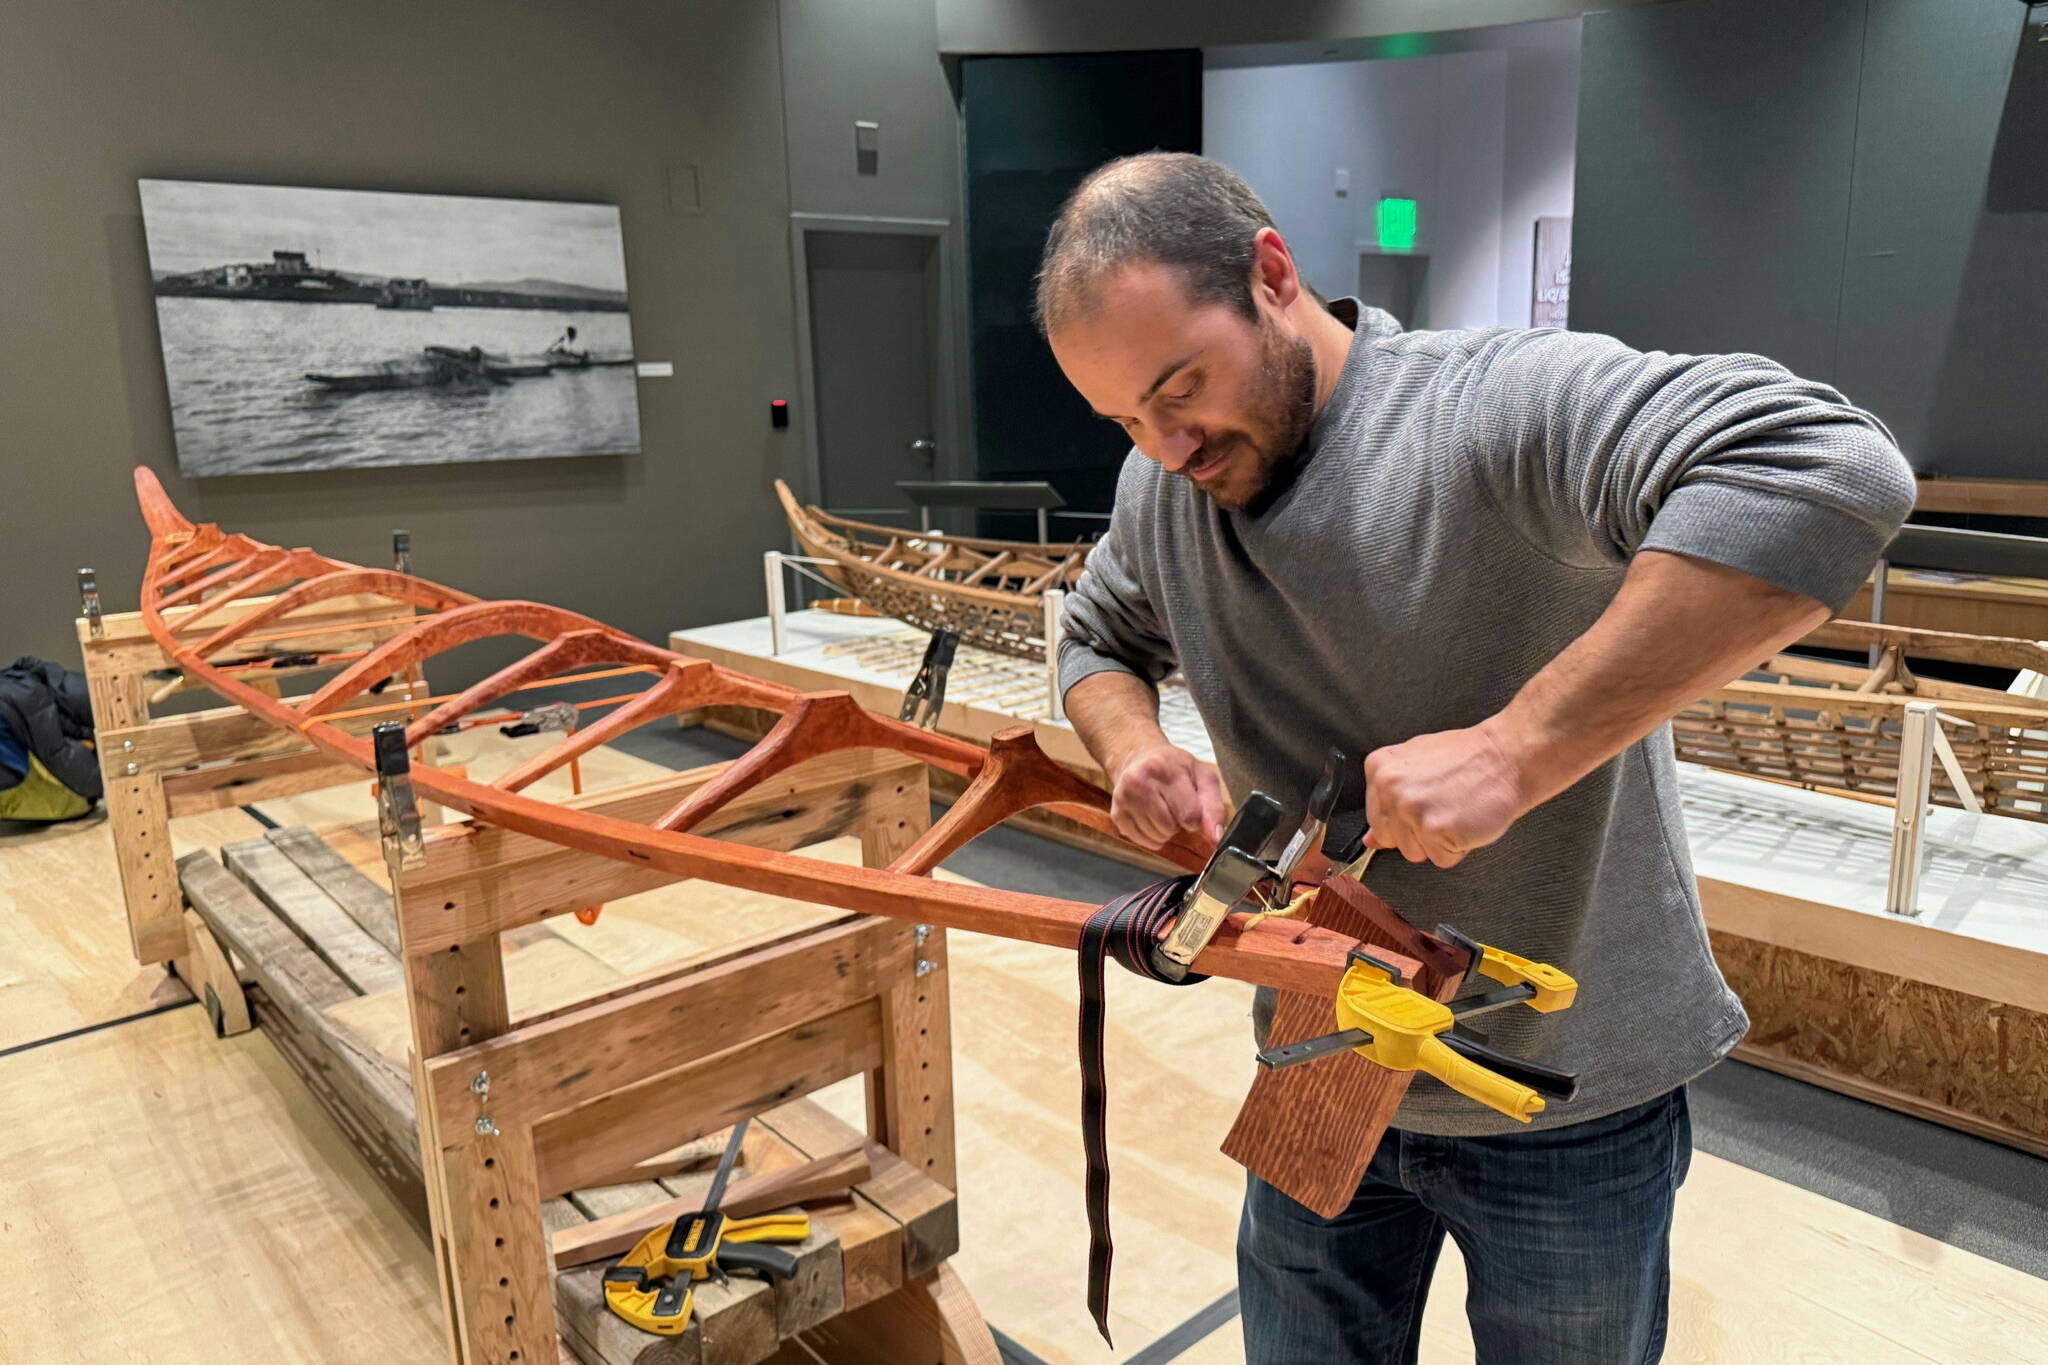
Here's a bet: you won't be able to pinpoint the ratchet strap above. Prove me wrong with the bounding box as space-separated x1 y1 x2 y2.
1076 874 1200 1347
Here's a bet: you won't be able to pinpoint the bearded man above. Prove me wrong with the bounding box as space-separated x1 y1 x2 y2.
1040 152 1914 1365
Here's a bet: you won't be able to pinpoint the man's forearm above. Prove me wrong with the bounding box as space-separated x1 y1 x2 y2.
1367 549 1832 866
1490 549 1830 807
1065 670 1170 781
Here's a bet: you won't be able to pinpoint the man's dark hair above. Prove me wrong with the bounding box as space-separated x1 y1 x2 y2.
1034 152 1278 337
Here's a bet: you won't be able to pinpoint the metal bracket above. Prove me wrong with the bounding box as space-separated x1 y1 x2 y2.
392 530 412 576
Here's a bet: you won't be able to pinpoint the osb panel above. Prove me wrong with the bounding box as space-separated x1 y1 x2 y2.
1711 930 2048 1143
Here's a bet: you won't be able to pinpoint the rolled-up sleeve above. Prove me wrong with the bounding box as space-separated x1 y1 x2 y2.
1057 465 1179 700
1460 329 1918 610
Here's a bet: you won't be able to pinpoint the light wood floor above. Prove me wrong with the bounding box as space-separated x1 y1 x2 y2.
3 731 2046 1363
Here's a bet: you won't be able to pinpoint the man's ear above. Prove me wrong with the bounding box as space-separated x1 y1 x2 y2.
1251 228 1302 311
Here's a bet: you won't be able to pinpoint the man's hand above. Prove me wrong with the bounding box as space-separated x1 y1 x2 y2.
1109 742 1227 850
1364 720 1536 868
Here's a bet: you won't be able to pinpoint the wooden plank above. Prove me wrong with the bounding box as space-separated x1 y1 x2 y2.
1913 475 2048 518
533 1002 885 1199
579 1134 729 1190
266 825 402 956
109 770 183 965
423 920 907 1137
553 1147 870 1268
1220 877 1459 1218
222 838 404 996
179 850 356 1017
172 908 252 1037
164 751 361 815
402 752 926 953
96 685 429 777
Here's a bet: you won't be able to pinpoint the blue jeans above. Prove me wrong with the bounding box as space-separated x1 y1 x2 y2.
1239 1087 1692 1365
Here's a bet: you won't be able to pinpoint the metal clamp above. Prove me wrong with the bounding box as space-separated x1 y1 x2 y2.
500 699 578 738
78 568 103 640
372 721 426 874
900 629 960 729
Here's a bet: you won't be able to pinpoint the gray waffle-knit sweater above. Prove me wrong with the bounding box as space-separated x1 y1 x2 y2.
1059 301 1916 1135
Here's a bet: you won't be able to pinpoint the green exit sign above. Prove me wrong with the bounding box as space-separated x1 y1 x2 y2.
1377 197 1418 251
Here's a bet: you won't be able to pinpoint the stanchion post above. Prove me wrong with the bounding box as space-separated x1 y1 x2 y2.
1885 700 1936 916
1043 588 1066 723
764 550 787 656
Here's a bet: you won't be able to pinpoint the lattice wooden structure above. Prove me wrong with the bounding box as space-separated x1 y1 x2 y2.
1674 620 2048 822
777 480 1088 660
102 467 1445 1364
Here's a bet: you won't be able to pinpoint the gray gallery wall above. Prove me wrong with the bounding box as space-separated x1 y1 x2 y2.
0 0 961 683
1574 0 2044 479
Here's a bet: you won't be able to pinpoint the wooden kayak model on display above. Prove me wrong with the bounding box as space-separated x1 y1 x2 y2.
124 466 1476 1195
775 479 1090 660
1677 620 2048 823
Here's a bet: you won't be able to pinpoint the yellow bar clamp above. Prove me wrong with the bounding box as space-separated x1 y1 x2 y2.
1332 955 1577 1123
603 1210 811 1335
1471 944 1577 1013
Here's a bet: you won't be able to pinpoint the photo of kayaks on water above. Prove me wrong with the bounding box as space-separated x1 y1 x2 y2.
140 178 641 474
304 344 636 392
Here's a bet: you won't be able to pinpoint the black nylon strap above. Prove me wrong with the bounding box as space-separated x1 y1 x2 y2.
1076 874 1201 1347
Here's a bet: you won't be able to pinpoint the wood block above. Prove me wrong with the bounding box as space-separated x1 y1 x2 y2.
1220 877 1460 1218
759 1101 959 1300
555 1265 703 1365
221 838 403 995
173 908 252 1037
265 825 402 955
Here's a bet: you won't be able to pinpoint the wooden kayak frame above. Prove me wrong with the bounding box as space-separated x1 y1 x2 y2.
101 467 1435 1362
776 480 1090 661
123 467 1377 999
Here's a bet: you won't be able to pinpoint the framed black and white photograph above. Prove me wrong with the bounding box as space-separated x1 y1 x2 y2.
139 179 640 476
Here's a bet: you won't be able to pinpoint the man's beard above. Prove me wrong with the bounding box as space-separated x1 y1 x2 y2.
1183 322 1318 511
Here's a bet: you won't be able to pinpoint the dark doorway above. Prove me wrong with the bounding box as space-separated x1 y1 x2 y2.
960 50 1202 536
805 228 944 520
